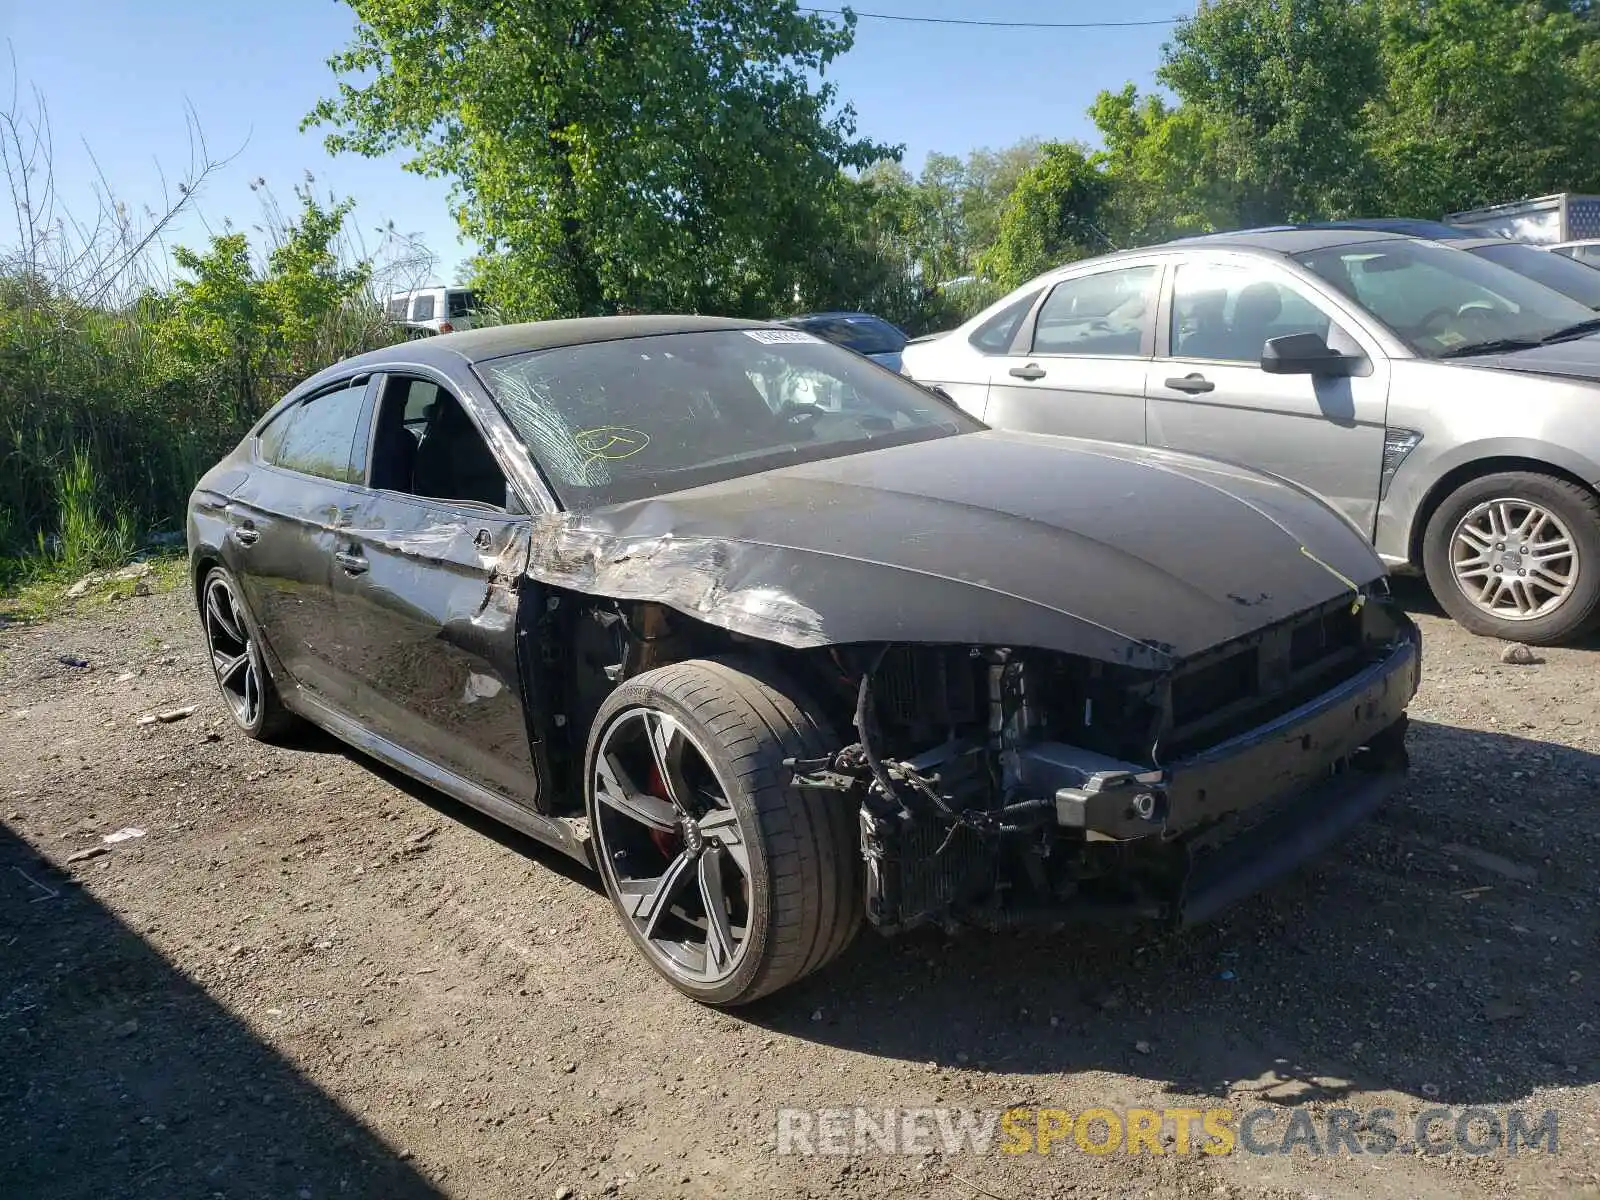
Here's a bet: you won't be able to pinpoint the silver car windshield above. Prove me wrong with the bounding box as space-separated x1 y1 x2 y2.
476 329 980 510
1294 239 1595 358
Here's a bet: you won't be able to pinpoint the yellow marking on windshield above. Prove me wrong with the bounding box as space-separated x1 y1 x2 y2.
574 426 650 470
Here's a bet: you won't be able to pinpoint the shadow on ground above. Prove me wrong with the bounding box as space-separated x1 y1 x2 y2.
741 720 1600 1110
0 820 445 1200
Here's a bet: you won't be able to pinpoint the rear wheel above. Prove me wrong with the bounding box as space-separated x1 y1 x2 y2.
200 566 298 741
1421 471 1600 644
584 658 861 1006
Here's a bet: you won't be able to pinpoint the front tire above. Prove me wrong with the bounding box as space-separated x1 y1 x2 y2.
584 658 861 1006
1421 471 1600 643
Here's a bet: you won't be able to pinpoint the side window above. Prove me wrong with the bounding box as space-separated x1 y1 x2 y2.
385 297 408 320
256 404 297 464
368 376 508 507
1171 262 1348 363
968 289 1042 354
402 379 440 426
270 381 368 483
411 294 436 322
1032 266 1158 356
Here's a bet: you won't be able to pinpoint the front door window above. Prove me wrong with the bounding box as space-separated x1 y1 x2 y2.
1170 262 1352 363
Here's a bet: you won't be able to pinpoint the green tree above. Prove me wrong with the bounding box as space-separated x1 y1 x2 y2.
1156 0 1384 224
980 142 1111 287
1367 0 1600 214
307 0 892 319
1090 85 1232 244
850 141 1044 290
163 190 377 417
961 139 1043 263
915 152 969 284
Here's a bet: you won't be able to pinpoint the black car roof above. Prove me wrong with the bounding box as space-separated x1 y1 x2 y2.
432 314 768 361
291 314 773 400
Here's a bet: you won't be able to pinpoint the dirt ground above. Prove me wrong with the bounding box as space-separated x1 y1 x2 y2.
2 580 1598 1200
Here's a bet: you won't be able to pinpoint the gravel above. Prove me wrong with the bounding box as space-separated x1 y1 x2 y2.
1 582 1597 1198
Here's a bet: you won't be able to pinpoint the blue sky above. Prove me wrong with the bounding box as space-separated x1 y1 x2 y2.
0 0 1179 285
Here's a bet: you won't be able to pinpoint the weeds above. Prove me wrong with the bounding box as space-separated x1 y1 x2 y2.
0 79 413 577
36 450 136 577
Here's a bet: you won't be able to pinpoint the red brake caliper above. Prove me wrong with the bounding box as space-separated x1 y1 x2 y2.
646 764 682 859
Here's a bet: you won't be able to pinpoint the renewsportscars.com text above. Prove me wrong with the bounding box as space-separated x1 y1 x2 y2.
775 1105 1560 1158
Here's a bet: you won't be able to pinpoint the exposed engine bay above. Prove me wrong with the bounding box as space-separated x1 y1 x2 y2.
554 583 1420 935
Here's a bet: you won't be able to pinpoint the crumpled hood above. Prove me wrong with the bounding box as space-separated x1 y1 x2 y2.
527 430 1384 670
1458 332 1600 384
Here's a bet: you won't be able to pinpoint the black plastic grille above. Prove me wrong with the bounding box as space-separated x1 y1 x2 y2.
1163 597 1369 758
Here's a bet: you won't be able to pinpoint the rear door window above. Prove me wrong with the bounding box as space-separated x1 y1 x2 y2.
968 289 1042 354
269 381 369 483
446 290 478 318
1032 266 1158 356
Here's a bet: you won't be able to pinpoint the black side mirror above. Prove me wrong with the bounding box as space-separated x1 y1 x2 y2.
1261 332 1364 377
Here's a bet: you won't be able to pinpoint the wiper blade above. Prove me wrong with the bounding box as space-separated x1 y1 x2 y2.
1437 337 1544 359
1536 317 1600 344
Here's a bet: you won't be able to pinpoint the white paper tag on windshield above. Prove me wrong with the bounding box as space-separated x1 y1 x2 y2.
743 329 823 345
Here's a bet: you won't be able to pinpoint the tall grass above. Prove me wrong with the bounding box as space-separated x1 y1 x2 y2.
38 449 136 576
0 88 417 582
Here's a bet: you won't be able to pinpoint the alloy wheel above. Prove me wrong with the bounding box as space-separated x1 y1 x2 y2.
203 574 263 729
590 707 753 985
1450 497 1578 622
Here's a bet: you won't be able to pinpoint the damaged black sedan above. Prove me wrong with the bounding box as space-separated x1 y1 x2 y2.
188 316 1419 1006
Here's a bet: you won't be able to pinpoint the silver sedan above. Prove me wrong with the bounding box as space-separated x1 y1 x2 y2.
903 229 1600 643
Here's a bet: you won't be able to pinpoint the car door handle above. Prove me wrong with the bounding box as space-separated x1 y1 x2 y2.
1008 364 1047 381
1164 373 1215 394
231 526 259 546
334 550 368 576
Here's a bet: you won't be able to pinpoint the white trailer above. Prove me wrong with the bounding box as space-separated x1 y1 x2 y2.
1445 192 1600 245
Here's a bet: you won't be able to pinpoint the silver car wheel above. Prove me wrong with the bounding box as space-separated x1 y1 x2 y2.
1450 497 1577 621
203 574 263 728
591 707 753 986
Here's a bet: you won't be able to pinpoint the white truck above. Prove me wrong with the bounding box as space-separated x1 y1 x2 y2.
384 286 481 336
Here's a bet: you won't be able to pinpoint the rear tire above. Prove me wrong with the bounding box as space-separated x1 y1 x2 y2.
584 657 861 1006
1421 471 1600 644
199 566 299 742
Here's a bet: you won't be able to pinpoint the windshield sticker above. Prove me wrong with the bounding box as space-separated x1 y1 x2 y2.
1434 330 1468 347
743 329 824 345
575 426 650 469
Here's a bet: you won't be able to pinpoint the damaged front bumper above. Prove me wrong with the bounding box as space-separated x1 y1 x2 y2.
1044 627 1418 845
860 621 1420 932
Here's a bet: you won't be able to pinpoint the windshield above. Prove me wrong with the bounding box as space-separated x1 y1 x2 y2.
787 314 907 356
1470 242 1600 310
1294 239 1595 357
476 329 980 509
